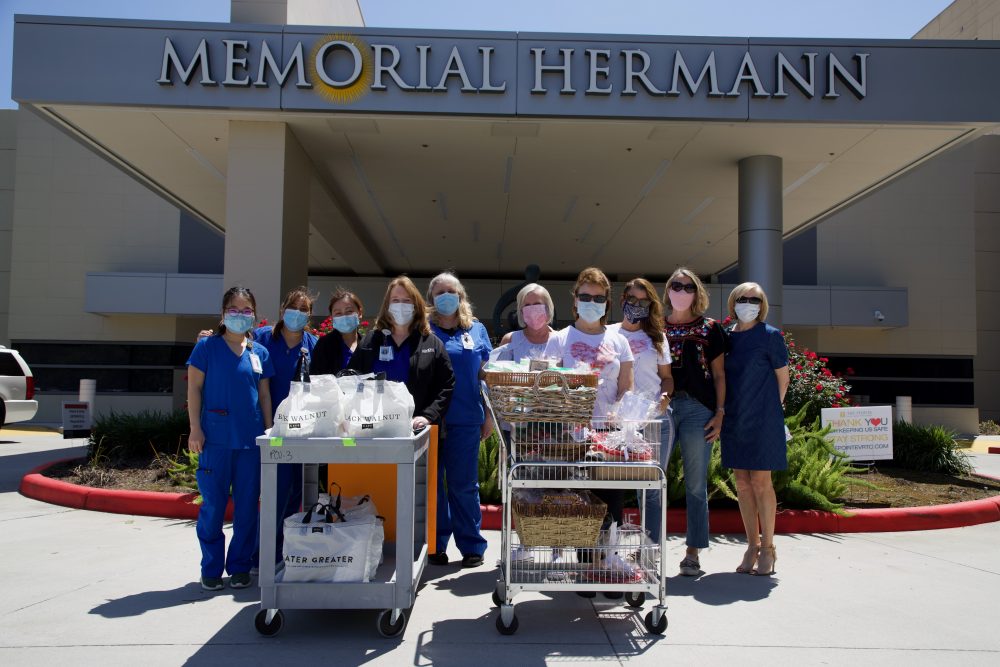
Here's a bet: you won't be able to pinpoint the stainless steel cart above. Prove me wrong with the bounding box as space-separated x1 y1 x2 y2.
486 393 669 636
255 430 431 637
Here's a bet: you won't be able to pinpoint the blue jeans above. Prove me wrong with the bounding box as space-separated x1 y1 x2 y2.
644 412 675 543
669 396 714 549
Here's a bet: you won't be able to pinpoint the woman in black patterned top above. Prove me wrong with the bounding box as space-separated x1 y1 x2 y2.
663 268 727 577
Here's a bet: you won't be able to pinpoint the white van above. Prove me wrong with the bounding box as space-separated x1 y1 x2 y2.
0 345 38 426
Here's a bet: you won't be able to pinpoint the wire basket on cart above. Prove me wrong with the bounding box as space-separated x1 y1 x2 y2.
485 369 598 423
511 489 606 547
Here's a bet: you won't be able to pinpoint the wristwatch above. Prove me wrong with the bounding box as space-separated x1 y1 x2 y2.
716 407 726 415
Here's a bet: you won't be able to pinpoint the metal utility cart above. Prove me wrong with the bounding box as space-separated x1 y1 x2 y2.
255 429 431 637
485 375 669 636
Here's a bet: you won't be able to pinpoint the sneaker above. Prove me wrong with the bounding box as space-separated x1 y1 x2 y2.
428 552 450 566
249 567 259 576
229 572 253 589
679 556 703 577
200 576 224 592
461 554 484 568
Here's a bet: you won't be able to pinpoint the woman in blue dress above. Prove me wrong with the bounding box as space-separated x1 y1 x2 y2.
426 272 493 568
187 287 274 591
721 282 790 577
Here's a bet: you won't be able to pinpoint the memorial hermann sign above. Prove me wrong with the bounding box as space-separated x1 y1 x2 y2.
12 15 1000 122
156 34 868 101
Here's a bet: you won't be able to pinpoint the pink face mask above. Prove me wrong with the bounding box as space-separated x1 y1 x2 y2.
522 303 548 330
668 290 696 312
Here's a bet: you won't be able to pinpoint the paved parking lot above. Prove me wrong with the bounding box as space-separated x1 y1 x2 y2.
2 433 999 666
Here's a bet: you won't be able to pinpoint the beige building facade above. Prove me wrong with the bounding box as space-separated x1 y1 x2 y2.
3 0 998 431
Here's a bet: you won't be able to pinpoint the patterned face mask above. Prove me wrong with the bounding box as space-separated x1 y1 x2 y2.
622 302 650 323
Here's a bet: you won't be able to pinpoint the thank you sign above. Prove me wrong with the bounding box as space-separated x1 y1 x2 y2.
821 406 893 461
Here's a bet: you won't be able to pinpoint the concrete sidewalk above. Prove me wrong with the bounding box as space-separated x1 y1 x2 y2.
2 435 999 666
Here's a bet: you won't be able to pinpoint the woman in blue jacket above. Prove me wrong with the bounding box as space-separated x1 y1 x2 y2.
426 272 493 568
187 287 274 591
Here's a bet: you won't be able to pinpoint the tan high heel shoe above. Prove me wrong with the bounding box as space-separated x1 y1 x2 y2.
736 545 759 574
753 545 777 576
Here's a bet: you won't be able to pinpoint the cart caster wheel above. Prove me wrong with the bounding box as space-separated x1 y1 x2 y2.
576 591 597 598
491 585 504 607
254 609 284 637
625 592 645 608
377 609 407 638
644 610 668 635
496 613 519 635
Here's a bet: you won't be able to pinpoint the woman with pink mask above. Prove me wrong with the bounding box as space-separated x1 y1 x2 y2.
663 268 728 578
496 283 561 362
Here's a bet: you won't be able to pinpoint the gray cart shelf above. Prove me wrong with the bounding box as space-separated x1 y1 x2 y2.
255 430 431 637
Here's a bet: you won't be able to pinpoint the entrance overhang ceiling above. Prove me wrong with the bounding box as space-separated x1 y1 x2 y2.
41 104 981 278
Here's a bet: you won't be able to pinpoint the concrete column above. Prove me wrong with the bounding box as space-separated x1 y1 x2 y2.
224 121 310 322
738 155 783 328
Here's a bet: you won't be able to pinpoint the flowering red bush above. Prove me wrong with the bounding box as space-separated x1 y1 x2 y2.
312 317 370 339
782 330 853 422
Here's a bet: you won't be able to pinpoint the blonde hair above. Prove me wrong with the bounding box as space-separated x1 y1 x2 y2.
426 272 475 330
516 283 554 327
572 267 612 325
664 267 710 317
375 276 430 336
727 282 769 323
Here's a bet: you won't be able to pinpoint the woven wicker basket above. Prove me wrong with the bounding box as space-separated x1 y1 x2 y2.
588 464 662 481
489 370 598 423
512 490 607 547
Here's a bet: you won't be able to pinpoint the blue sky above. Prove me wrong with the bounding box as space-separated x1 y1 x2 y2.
1 0 953 108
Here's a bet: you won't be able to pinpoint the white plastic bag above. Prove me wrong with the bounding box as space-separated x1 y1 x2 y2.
320 484 385 573
271 377 343 437
279 502 382 583
343 374 415 438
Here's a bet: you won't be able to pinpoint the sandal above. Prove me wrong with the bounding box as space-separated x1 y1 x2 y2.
678 556 702 577
736 545 760 574
753 545 777 576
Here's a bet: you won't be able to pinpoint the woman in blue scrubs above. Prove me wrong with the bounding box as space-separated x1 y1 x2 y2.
311 288 364 375
252 287 318 556
426 272 493 568
187 287 274 591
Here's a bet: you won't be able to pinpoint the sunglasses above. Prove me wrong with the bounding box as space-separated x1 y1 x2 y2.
576 294 608 304
225 308 255 317
669 282 697 294
735 296 763 305
624 296 652 308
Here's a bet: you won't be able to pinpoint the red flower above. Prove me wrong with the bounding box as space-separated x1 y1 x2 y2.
835 392 843 399
806 351 818 360
820 357 829 363
846 367 855 376
362 320 370 326
839 386 846 392
788 341 796 348
259 318 268 326
795 364 803 370
831 402 840 408
815 383 824 392
822 368 833 377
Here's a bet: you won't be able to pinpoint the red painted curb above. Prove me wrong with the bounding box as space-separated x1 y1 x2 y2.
19 458 232 521
23 459 1000 534
988 447 1000 455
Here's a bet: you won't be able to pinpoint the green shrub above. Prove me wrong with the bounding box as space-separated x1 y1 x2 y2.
980 420 1000 436
892 421 972 475
781 331 852 424
478 431 501 504
88 409 189 465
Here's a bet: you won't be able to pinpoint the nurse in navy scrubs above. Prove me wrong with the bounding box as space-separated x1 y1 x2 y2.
252 287 319 553
426 272 493 568
311 288 365 375
348 275 454 430
187 287 274 592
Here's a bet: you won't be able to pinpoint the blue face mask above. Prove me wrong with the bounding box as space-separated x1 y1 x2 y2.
434 292 460 316
223 313 255 335
283 308 309 332
576 300 606 324
332 313 360 334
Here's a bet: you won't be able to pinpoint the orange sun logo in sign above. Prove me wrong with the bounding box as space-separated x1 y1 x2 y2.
308 33 373 104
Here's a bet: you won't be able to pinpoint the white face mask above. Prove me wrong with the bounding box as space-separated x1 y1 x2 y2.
735 303 761 323
388 302 415 327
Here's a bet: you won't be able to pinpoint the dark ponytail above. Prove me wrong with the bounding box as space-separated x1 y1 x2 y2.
217 286 258 340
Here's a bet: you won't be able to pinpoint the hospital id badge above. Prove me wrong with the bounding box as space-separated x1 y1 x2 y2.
379 345 394 361
461 333 474 350
249 353 263 374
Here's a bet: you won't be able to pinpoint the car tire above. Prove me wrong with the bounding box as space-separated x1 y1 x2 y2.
0 400 6 430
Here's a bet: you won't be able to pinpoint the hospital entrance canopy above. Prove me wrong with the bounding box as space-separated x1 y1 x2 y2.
12 15 1000 279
